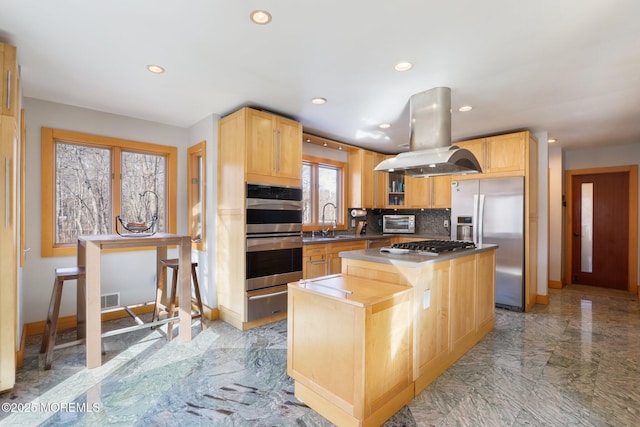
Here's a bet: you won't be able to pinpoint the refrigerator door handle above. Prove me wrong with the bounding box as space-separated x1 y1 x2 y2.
478 194 486 246
472 194 479 245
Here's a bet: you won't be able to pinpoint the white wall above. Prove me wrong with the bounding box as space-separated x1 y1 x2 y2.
562 143 640 286
187 113 220 308
22 98 190 323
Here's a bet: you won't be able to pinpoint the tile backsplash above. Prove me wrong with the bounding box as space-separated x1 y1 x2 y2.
348 208 451 237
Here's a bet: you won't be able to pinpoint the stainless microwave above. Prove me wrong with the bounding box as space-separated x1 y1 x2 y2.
382 214 415 234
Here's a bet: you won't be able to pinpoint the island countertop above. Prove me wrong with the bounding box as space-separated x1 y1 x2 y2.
338 244 498 267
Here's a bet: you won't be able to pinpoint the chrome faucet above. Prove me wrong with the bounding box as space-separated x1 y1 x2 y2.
321 202 337 237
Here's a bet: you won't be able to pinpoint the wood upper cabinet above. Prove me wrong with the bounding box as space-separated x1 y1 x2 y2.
405 175 451 209
455 132 526 175
348 149 386 208
1 43 19 118
245 108 302 184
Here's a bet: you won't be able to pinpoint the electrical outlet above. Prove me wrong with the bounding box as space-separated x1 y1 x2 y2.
444 219 449 228
423 289 431 309
351 219 355 227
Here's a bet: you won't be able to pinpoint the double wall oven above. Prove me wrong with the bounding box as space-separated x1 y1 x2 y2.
245 183 302 321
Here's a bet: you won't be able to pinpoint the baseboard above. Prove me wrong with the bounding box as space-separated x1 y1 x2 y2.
536 294 550 305
24 302 220 338
16 325 26 369
548 280 563 289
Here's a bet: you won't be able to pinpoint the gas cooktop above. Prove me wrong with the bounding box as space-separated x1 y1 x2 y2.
380 240 476 256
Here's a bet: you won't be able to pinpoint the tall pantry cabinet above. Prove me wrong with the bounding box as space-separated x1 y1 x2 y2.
0 42 20 392
217 107 302 330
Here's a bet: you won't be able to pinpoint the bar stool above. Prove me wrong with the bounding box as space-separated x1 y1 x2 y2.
153 259 206 340
40 266 85 370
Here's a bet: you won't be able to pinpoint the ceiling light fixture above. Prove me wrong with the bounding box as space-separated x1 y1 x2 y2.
379 123 391 129
311 97 327 105
548 138 557 143
250 10 272 24
394 61 412 72
146 64 165 74
458 105 473 112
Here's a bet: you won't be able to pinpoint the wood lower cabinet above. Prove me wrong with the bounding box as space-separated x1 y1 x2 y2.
340 247 497 395
288 275 414 427
303 240 367 279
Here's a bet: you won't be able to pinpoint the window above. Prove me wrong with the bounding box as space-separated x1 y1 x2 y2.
302 155 345 231
187 141 206 251
41 128 177 257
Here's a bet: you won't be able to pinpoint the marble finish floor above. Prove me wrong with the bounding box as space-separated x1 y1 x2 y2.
1 284 639 426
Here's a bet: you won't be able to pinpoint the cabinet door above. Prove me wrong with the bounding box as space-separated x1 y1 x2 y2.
455 138 485 172
476 250 496 331
303 255 328 279
275 117 302 180
373 153 387 208
348 149 375 208
431 175 452 208
449 255 477 349
485 133 525 173
1 44 18 118
417 261 450 374
405 176 429 208
246 109 275 177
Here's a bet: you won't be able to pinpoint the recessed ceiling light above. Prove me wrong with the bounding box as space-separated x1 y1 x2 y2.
394 61 413 72
250 10 272 25
323 142 328 147
458 105 473 112
146 64 165 74
311 97 327 105
379 123 391 129
305 138 311 143
548 138 557 143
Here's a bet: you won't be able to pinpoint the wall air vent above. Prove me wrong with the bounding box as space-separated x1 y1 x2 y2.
101 292 120 310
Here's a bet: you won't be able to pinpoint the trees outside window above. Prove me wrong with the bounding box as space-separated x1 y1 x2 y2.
42 128 177 256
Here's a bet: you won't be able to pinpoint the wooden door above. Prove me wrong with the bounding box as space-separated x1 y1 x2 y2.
571 172 629 289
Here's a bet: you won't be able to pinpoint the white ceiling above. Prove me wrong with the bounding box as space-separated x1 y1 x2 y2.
1 0 639 153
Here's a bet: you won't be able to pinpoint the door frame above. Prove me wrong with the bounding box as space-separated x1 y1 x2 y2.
564 165 638 293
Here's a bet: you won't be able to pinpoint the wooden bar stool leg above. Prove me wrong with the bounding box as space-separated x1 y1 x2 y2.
42 278 64 370
40 277 59 354
152 264 167 324
166 267 179 340
191 264 206 331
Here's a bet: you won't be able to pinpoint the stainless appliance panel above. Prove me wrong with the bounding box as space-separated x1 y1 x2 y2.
451 176 525 311
246 285 288 322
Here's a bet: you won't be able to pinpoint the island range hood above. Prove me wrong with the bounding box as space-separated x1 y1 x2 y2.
374 87 482 177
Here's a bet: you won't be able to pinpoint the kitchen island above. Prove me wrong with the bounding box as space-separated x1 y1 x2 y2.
287 244 497 426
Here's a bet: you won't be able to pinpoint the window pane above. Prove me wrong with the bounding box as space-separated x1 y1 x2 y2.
302 163 312 224
120 151 166 231
318 165 338 224
55 143 111 244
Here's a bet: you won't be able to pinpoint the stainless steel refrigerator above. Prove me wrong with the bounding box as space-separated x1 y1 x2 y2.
450 176 525 311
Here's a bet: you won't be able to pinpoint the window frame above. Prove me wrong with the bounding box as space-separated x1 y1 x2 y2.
302 154 346 232
41 128 177 257
187 141 206 251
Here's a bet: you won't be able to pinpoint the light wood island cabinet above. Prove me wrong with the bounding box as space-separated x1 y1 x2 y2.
288 275 413 427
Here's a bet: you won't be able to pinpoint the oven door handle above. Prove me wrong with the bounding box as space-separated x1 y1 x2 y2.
246 199 302 210
248 290 288 300
246 236 302 251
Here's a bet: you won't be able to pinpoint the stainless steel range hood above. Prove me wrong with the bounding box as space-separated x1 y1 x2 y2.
374 87 482 177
